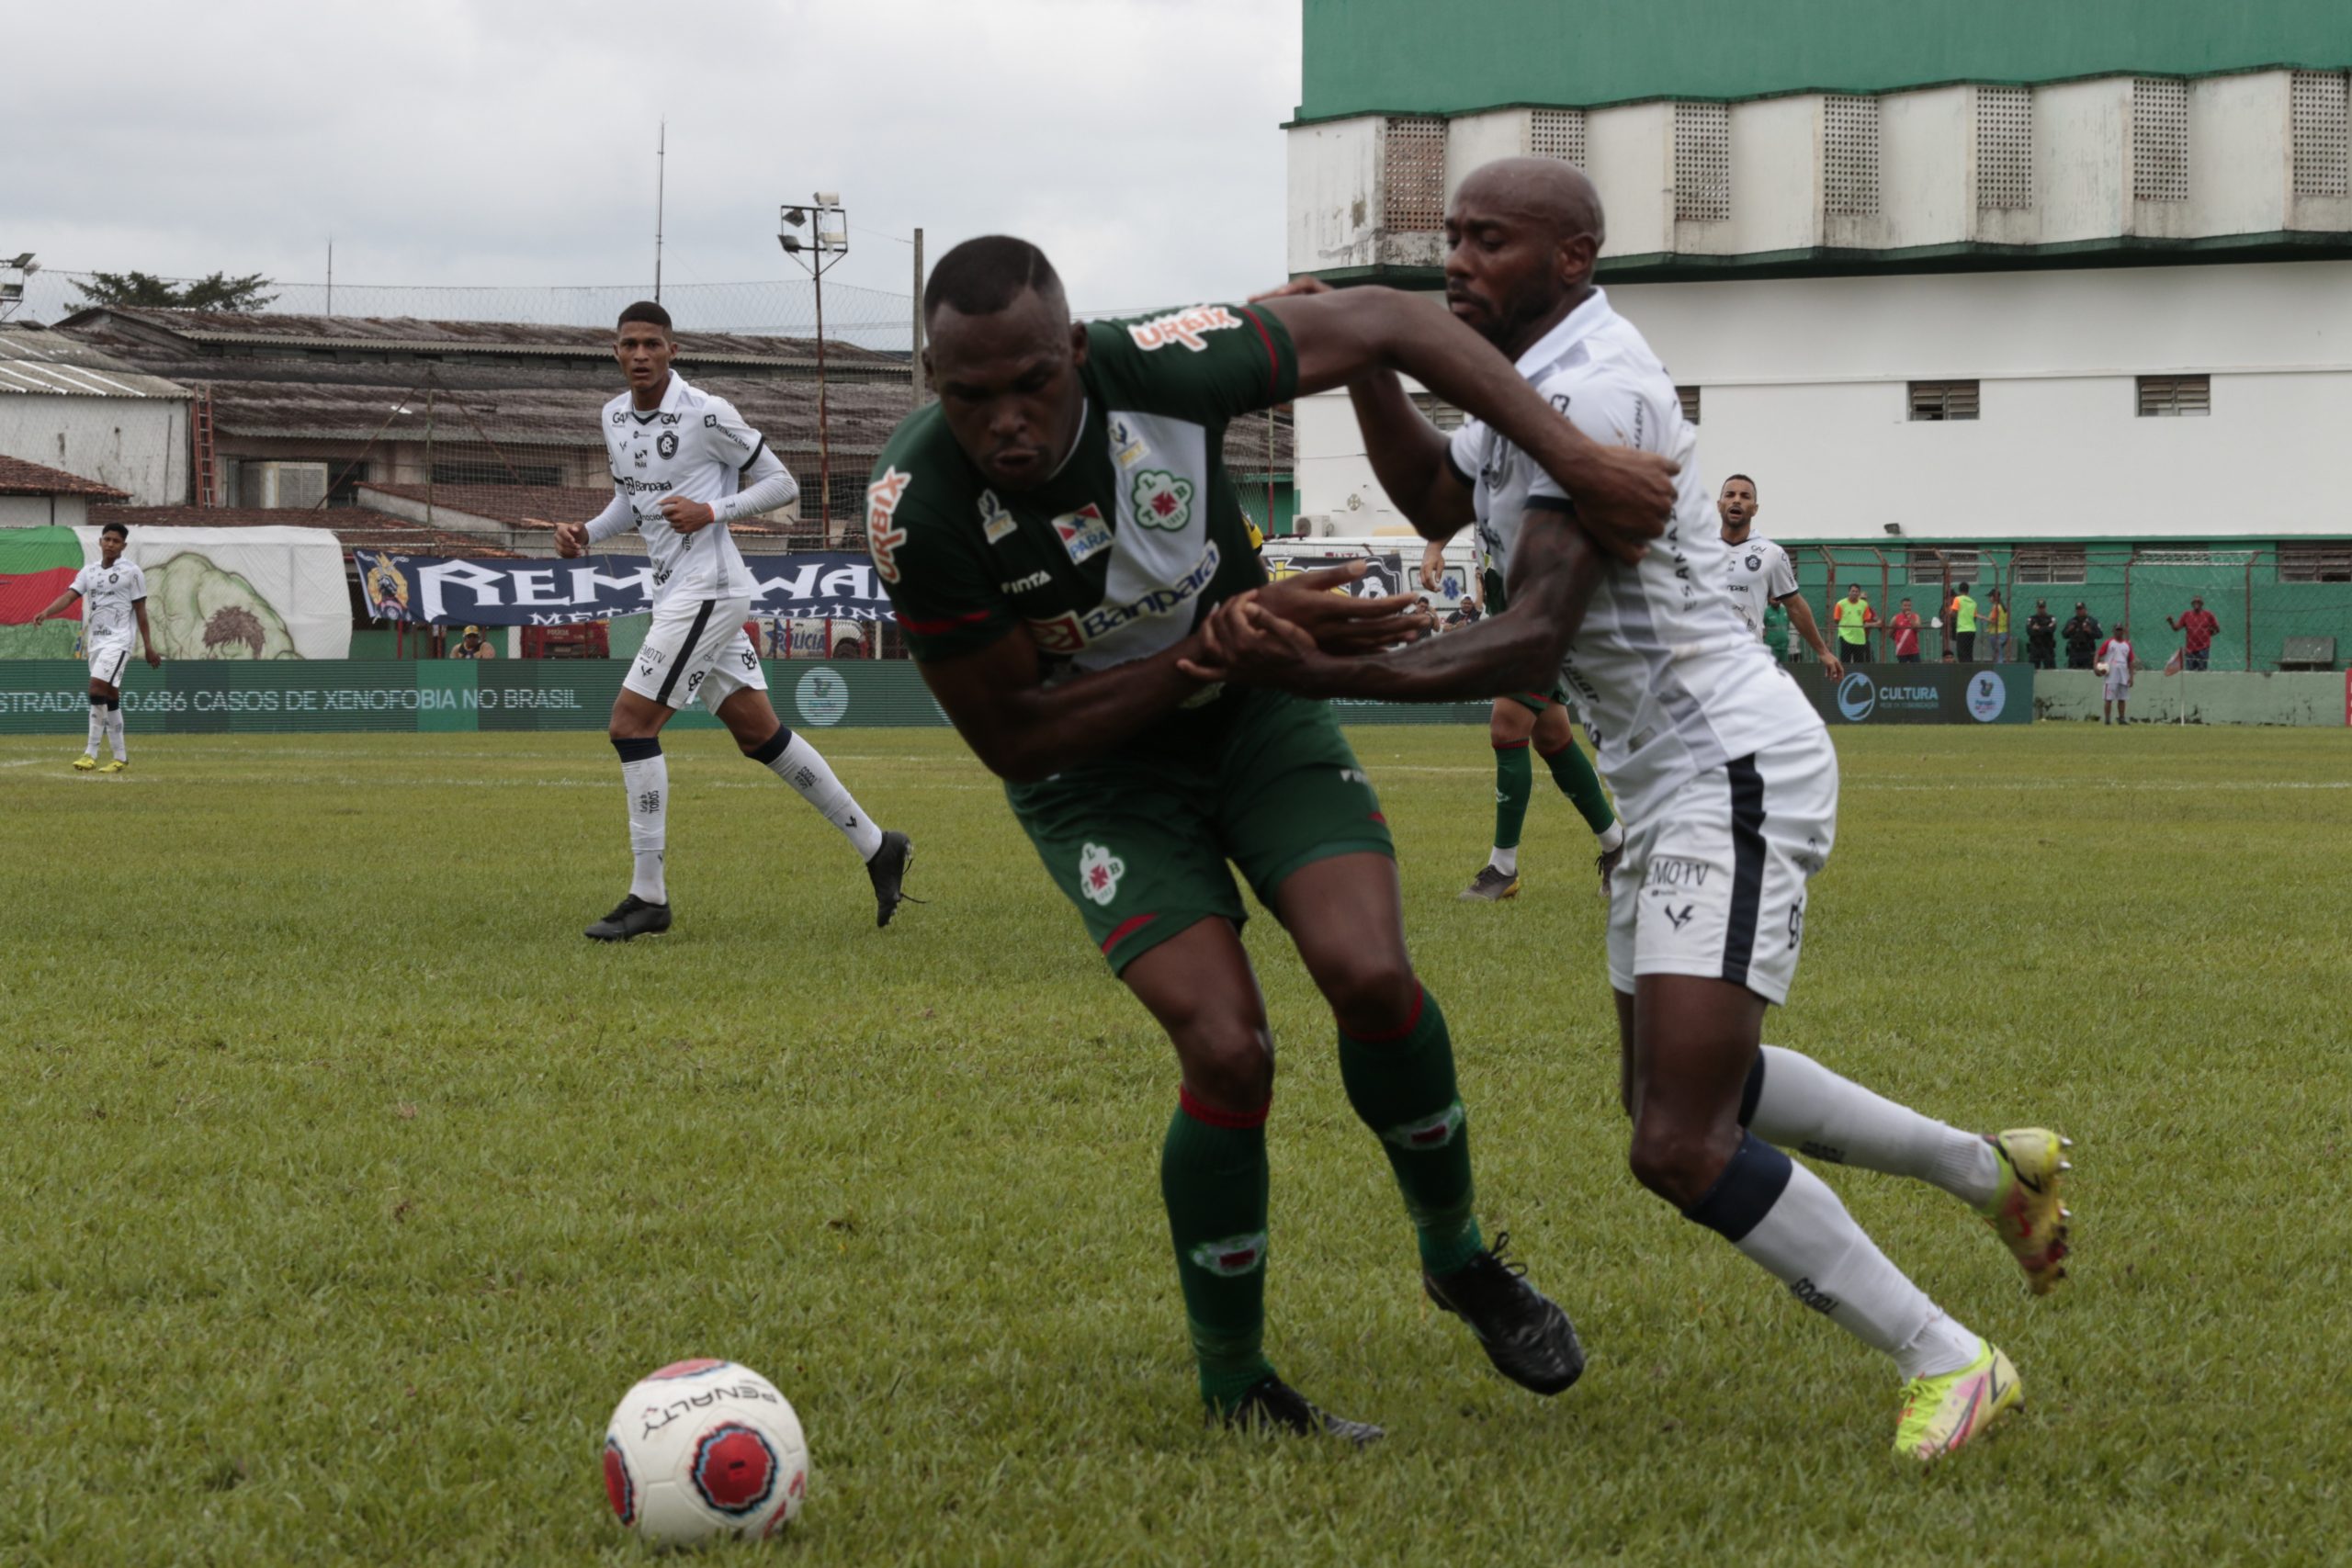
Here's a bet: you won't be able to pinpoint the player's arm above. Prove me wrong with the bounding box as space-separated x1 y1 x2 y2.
1777 592 1838 673
554 488 637 557
28 586 79 624
133 595 159 666
1255 287 1673 559
1350 371 1475 540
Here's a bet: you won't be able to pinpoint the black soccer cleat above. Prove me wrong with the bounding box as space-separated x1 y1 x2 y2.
865 829 913 928
1424 1232 1586 1396
585 895 673 942
1215 1376 1385 1448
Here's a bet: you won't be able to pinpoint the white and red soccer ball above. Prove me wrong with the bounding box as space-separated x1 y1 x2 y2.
603 1359 808 1545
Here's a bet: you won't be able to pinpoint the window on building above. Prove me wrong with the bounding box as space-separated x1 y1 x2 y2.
2132 78 2189 201
1676 386 1702 425
1907 380 1979 421
1906 547 1984 586
1823 96 1882 217
2278 543 2352 582
2012 546 2088 585
2292 72 2351 198
1528 108 1586 165
1976 85 2033 210
1382 117 1447 233
2137 375 2210 417
324 460 370 507
431 460 564 487
1673 102 1731 221
1409 391 1465 432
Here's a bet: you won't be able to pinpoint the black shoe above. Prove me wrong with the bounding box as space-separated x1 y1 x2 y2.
585 895 672 942
1594 841 1623 905
1424 1232 1586 1396
1215 1376 1385 1447
865 829 913 928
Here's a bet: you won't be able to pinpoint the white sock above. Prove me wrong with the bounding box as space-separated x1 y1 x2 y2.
622 751 668 904
1489 845 1519 875
1596 819 1625 853
106 707 126 761
1747 1044 1998 1207
762 731 884 860
87 704 104 756
1893 1312 1986 1383
1729 1157 1972 1376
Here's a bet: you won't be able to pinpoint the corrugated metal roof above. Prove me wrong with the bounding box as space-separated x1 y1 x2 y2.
0 454 131 498
89 503 527 558
0 324 189 400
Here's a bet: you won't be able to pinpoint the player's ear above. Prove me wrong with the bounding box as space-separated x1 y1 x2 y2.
1069 321 1090 366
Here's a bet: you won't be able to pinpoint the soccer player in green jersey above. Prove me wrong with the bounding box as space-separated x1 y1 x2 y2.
869 236 1676 1440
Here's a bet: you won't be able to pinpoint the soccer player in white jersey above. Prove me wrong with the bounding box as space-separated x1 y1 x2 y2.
552 300 910 941
1718 476 1840 678
1195 160 2072 1460
32 520 157 773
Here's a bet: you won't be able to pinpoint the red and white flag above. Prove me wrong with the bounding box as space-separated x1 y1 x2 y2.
2163 646 2185 677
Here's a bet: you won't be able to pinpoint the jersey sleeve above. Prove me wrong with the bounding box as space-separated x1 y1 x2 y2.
1446 419 1486 488
68 566 89 598
1085 304 1299 428
1521 367 1665 510
126 563 148 601
698 394 768 473
1766 546 1798 601
865 454 1015 663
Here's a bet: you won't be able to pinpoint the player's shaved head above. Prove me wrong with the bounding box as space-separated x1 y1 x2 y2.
924 236 1067 324
1442 158 1608 357
923 237 1090 493
1454 157 1607 250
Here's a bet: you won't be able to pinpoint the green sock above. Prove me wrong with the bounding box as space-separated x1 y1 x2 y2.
1160 1097 1276 1412
1492 741 1532 854
1338 986 1485 1275
1539 736 1617 834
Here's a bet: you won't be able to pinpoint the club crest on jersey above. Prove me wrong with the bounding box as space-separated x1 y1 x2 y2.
1746 553 1761 571
1108 415 1151 469
1129 469 1193 532
865 468 913 582
1078 842 1125 905
1127 305 1242 353
1052 503 1114 564
658 432 679 459
1188 1231 1268 1278
978 490 1017 545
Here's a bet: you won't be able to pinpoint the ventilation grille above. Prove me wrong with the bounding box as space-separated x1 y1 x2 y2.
2012 547 2087 585
1528 108 1587 165
1906 547 1984 586
1383 117 1448 232
1676 386 1702 425
1823 96 1881 216
2132 78 2189 201
2292 72 2351 198
1908 381 1980 422
1409 391 1466 432
2137 374 2210 417
1674 102 1731 221
1976 85 2033 210
2278 543 2352 582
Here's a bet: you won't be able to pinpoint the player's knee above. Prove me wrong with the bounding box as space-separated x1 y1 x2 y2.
1319 954 1419 1039
1627 1117 1726 1208
1487 708 1531 747
1178 1024 1274 1111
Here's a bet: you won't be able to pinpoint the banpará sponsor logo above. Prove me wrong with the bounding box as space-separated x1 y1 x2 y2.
617 476 674 494
1126 304 1242 353
1024 545 1222 655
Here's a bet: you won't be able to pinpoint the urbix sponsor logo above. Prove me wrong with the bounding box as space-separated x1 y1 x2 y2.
1126 305 1242 353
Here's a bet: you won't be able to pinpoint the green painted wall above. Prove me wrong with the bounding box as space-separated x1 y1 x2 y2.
2031 668 2349 724
1297 0 2352 120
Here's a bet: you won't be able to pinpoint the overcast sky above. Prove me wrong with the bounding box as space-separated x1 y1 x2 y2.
10 0 1301 323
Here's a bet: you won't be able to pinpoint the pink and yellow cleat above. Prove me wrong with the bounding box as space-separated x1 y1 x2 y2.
1894 1338 2021 1461
1978 1128 2073 1294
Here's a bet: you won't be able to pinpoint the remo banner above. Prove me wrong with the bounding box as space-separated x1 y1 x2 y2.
354 550 891 626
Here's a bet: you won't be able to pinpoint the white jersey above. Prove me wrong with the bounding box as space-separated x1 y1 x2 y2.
595 374 765 604
72 558 147 646
1721 532 1798 639
1446 288 1822 824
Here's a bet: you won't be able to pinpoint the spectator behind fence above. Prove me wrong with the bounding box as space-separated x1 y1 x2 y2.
1888 598 1923 662
450 626 496 660
2026 600 2058 669
1985 590 2010 662
2096 623 2138 725
2062 602 2102 670
1831 583 1875 660
1948 582 1979 662
2167 596 2220 671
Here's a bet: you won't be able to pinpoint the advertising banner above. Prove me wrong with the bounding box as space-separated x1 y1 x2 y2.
1791 663 2032 726
354 550 890 627
3 526 349 660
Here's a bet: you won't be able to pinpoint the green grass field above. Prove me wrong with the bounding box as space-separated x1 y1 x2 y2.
4 723 2347 1565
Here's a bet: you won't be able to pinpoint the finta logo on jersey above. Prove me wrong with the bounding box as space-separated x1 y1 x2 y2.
1051 503 1114 565
865 468 913 582
1025 545 1222 655
1126 305 1242 353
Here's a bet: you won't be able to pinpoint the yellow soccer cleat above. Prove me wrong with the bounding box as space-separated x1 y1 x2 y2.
1978 1128 2072 1294
73 753 97 772
1893 1339 2021 1461
98 759 129 774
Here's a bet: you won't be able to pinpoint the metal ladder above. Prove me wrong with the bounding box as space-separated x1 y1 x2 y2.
191 386 218 505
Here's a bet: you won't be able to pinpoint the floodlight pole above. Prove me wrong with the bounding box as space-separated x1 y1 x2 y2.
779 195 848 538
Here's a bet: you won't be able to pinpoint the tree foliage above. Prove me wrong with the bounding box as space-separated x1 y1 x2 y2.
73 270 277 311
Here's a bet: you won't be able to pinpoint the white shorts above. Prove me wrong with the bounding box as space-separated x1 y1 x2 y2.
2104 678 2132 700
1606 726 1838 1007
623 593 767 713
88 641 135 687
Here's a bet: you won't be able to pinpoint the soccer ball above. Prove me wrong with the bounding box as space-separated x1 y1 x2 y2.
2094 662 2109 677
602 1359 808 1545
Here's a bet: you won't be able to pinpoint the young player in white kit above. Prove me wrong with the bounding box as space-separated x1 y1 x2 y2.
1195 159 2073 1460
553 301 911 941
1717 475 1840 677
32 520 158 773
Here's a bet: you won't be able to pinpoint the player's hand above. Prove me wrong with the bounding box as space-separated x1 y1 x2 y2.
145 648 161 668
1247 276 1333 304
1819 651 1844 682
1418 543 1446 593
1181 598 1328 687
660 497 718 534
29 610 45 626
1541 444 1677 564
551 520 589 558
1252 563 1434 654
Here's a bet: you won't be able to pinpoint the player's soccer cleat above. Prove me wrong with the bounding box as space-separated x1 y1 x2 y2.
1594 842 1623 904
865 829 914 928
98 759 129 773
1893 1338 2022 1461
1977 1128 2073 1294
585 895 673 942
1459 864 1521 902
1215 1376 1385 1447
1423 1232 1586 1395
73 753 97 772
